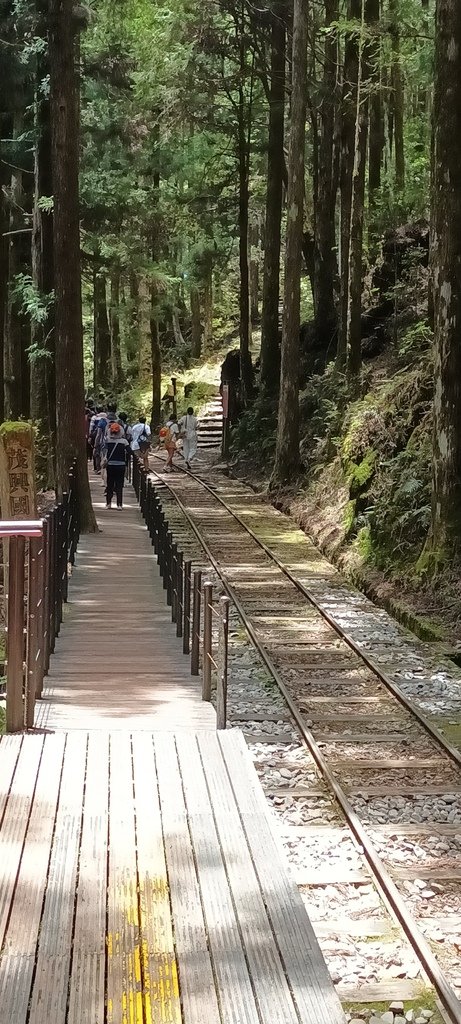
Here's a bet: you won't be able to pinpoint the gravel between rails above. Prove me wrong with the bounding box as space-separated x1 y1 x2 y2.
146 458 461 1019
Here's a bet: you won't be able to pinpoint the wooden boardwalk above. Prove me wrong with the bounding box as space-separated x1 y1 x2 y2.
3 468 346 1023
0 728 344 1024
35 474 215 731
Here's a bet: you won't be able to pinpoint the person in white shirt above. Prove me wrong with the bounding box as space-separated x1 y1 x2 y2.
131 416 151 469
178 406 198 469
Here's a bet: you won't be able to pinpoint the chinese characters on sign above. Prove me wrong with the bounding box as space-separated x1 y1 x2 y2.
0 425 37 521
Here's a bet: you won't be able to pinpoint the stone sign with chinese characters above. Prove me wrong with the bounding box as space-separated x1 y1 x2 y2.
0 423 37 521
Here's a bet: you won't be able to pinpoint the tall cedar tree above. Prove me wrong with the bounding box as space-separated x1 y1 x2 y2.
31 0 56 487
337 0 360 368
313 0 339 355
271 0 308 486
49 0 96 528
346 0 372 380
93 272 111 390
424 0 461 562
237 2 254 404
260 0 286 393
368 0 383 244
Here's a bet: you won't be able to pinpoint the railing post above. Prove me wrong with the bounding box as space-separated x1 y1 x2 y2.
50 508 58 650
6 535 25 733
183 559 191 654
35 533 46 699
158 515 166 577
171 542 178 622
166 531 173 602
152 494 160 553
176 551 183 638
191 569 201 675
216 596 230 730
42 517 51 676
202 581 213 702
147 482 155 544
61 491 69 603
25 536 42 728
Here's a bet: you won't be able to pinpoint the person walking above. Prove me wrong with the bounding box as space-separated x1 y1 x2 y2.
90 405 106 473
178 406 198 469
119 412 132 481
103 422 129 509
131 415 151 470
164 415 179 471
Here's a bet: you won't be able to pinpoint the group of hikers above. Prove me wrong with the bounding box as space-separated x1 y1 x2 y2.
84 400 199 509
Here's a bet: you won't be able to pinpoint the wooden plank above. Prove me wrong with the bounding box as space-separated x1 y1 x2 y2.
154 732 220 1023
68 732 109 1024
314 733 420 744
176 731 262 1024
313 918 394 938
184 732 301 1024
0 734 44 949
337 981 423 1002
131 733 181 1024
347 784 461 797
218 730 345 1024
328 758 447 769
107 732 143 1024
266 786 328 797
244 732 295 744
392 867 461 881
0 734 65 1024
0 735 23 824
294 869 371 886
29 733 87 1023
372 823 461 835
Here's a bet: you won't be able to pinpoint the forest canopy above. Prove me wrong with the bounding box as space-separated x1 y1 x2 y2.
1 0 461 572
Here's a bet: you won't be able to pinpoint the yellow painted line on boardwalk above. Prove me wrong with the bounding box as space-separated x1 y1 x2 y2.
107 879 182 1024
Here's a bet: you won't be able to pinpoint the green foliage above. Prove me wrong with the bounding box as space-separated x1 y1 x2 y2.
12 274 54 330
231 396 278 466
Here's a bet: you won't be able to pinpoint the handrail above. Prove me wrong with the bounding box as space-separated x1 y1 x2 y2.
3 460 81 733
132 454 230 729
0 521 43 537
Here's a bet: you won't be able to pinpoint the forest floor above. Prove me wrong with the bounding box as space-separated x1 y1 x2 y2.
231 320 461 656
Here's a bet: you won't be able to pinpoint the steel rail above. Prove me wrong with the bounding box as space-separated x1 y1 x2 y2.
149 456 461 1024
152 454 461 772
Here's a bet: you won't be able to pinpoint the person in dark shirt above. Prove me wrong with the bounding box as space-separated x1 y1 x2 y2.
103 422 129 509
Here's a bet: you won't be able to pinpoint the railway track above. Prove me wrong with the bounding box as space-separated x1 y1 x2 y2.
147 452 461 1024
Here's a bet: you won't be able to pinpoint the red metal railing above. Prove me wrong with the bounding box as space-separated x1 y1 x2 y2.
1 463 80 733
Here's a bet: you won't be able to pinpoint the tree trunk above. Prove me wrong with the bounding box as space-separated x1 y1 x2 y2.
126 271 140 374
313 0 339 355
202 260 213 351
110 268 122 391
172 308 185 348
389 0 405 190
238 56 253 404
249 220 259 323
30 8 56 487
337 0 361 368
423 0 461 562
150 289 161 430
368 0 383 223
346 0 372 381
272 0 308 487
0 185 7 425
93 272 111 393
4 117 26 421
190 285 202 358
49 0 96 529
260 0 286 393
